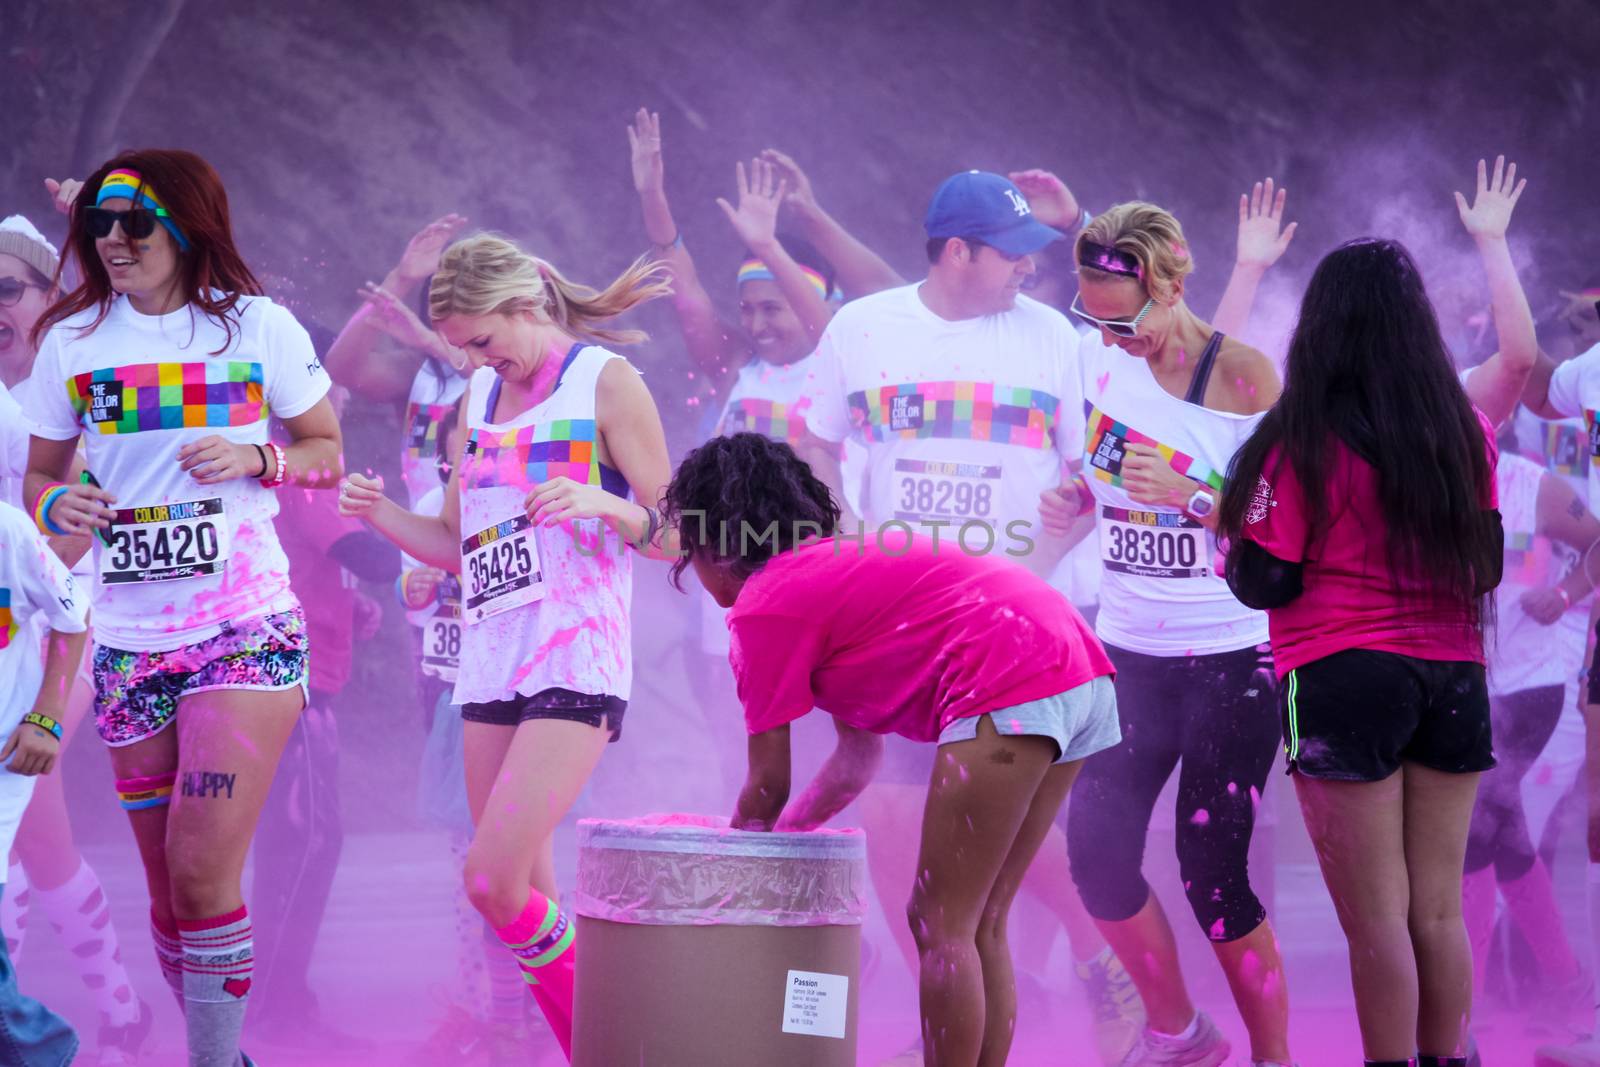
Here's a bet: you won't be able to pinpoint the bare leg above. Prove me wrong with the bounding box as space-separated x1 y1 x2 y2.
1294 769 1414 1062
1403 763 1481 1059
1094 893 1194 1034
910 718 1056 1067
1212 918 1290 1063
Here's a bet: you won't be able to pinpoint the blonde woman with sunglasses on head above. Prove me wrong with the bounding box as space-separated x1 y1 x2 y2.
1038 201 1291 1067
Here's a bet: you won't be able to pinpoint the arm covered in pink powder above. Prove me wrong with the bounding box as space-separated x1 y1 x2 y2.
774 719 883 833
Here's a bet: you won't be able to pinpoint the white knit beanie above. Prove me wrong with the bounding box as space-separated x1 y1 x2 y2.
0 215 60 283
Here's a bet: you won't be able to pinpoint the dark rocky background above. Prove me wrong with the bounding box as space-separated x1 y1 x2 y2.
8 0 1596 827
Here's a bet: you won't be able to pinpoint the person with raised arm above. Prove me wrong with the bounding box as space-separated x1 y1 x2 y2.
1035 195 1290 1067
1217 157 1529 1067
338 233 675 1060
26 150 342 1067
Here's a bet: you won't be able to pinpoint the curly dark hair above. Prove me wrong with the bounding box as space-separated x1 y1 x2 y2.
662 433 840 590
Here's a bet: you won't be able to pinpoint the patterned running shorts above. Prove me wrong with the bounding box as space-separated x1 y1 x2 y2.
93 608 309 747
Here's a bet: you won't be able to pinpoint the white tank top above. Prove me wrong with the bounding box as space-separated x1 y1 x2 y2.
401 362 468 508
1077 333 1269 656
1490 453 1584 695
453 345 633 706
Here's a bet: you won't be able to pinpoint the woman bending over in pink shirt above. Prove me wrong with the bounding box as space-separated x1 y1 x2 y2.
662 431 1121 1067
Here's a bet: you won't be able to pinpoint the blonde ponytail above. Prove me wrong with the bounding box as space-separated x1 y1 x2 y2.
429 233 672 345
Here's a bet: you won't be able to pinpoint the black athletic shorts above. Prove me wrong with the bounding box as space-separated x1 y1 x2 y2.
1281 648 1493 781
461 687 625 742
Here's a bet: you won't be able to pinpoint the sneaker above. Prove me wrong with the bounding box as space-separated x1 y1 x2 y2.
877 1037 924 1066
482 1020 534 1067
1118 1011 1230 1067
1537 971 1599 1038
408 1002 486 1066
1077 949 1146 1065
96 999 155 1065
1538 1039 1600 1067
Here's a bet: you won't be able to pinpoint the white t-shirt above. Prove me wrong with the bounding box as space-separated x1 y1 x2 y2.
1489 453 1585 696
1076 331 1268 656
28 294 331 651
1545 343 1600 514
0 501 88 853
401 362 468 509
803 285 1084 566
0 379 31 510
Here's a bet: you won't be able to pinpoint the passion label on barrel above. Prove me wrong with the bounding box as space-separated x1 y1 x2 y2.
781 969 848 1039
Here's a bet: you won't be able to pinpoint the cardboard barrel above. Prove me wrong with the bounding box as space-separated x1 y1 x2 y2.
572 814 866 1066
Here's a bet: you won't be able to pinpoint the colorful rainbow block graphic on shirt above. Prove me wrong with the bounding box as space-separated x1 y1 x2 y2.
718 397 807 443
1503 531 1556 588
405 401 456 459
1543 421 1585 478
1580 410 1600 471
846 381 1059 449
462 419 628 496
1084 405 1225 491
68 362 266 434
0 589 13 650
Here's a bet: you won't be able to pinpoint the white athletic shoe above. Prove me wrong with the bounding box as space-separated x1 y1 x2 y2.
1118 1011 1230 1067
1076 949 1146 1064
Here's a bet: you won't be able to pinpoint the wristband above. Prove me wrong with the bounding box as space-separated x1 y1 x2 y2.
22 712 63 740
32 483 71 536
632 505 661 551
651 231 683 253
260 442 287 489
1071 473 1096 513
1558 587 1573 611
252 443 270 478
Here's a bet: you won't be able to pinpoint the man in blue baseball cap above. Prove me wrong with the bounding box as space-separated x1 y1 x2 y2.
794 169 1146 1067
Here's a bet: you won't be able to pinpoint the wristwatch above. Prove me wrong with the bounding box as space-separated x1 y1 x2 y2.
1185 486 1215 519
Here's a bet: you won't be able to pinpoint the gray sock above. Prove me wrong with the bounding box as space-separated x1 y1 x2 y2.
179 907 253 1067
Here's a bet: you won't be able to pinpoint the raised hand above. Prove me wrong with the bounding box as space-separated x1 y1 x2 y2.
1454 155 1526 241
759 149 818 216
1235 178 1297 270
1006 169 1080 228
43 178 84 216
358 282 440 352
394 214 469 284
628 108 665 198
715 159 786 253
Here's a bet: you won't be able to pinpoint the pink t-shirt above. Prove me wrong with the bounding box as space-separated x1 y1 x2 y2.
727 534 1114 741
1239 412 1499 676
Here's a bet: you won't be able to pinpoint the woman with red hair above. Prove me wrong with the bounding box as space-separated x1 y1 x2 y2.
25 149 342 1067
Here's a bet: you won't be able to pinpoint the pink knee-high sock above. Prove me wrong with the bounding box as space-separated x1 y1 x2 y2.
1500 859 1581 982
496 891 575 1059
1462 866 1497 994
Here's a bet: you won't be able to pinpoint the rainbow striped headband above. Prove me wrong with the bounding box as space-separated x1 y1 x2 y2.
736 258 832 302
96 169 190 251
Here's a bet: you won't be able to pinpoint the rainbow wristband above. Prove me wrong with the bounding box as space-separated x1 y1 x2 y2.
116 771 176 811
22 712 63 740
32 483 70 536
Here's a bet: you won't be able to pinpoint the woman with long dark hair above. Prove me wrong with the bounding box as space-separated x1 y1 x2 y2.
25 150 343 1067
1216 158 1531 1067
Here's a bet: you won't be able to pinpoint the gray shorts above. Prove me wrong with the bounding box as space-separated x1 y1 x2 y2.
937 675 1120 764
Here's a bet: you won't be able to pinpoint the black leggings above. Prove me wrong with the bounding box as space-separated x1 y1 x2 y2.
1065 642 1279 942
1464 683 1563 881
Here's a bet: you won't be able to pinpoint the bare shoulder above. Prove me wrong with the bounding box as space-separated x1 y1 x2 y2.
1212 338 1281 414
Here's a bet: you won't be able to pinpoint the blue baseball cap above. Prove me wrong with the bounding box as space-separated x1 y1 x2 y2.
924 170 1064 256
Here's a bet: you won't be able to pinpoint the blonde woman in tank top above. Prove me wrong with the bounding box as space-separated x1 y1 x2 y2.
338 234 676 1059
1039 202 1292 1067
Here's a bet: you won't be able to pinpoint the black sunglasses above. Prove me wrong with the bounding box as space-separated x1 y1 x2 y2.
83 206 170 241
0 277 41 307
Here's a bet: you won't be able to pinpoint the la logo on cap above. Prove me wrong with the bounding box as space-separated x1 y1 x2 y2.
1003 189 1031 217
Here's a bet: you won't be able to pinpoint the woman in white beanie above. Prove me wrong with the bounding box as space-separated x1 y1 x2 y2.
0 213 154 1065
